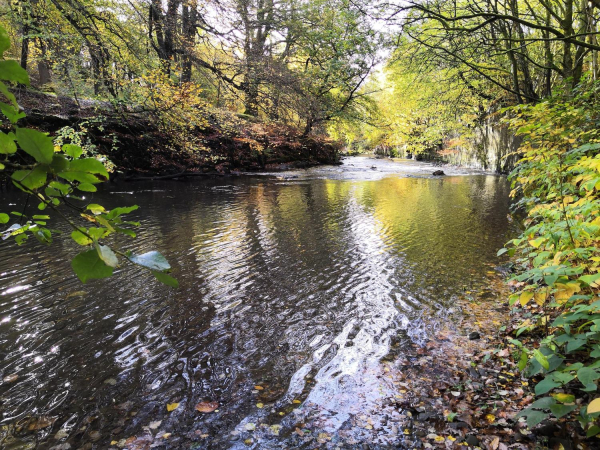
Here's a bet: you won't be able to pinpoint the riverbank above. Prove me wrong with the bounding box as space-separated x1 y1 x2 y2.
12 89 341 176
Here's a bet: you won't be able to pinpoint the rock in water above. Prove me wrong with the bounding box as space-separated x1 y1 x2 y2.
468 331 481 340
432 170 445 176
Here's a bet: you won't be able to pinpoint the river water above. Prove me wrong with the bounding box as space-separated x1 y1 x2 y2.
0 157 513 449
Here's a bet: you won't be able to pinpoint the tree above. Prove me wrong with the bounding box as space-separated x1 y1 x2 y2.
0 25 178 286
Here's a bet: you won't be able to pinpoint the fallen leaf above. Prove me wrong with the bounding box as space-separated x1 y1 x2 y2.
195 401 219 413
245 423 256 431
148 420 162 430
3 374 18 383
28 416 57 431
166 402 180 412
490 436 500 450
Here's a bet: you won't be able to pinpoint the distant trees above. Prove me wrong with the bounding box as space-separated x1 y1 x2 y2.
388 0 600 103
0 0 380 134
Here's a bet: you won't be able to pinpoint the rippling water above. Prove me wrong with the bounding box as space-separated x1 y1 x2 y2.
0 157 513 448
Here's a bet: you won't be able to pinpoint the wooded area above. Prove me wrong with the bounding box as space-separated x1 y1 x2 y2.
2 0 600 447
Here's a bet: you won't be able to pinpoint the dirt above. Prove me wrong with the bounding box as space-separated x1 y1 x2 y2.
9 89 341 176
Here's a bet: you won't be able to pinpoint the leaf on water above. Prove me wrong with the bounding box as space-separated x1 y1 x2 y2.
254 385 264 390
256 403 264 408
195 401 218 413
166 402 180 412
103 378 117 385
27 416 56 431
71 249 114 283
245 423 256 431
148 421 162 430
3 373 18 383
129 251 171 271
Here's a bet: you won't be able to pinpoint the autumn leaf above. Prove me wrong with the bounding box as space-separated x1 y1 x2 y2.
195 401 219 413
166 402 180 412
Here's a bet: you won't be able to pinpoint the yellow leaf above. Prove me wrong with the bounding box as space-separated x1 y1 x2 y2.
553 393 575 403
520 291 534 306
485 414 495 423
529 238 545 248
588 398 600 414
166 403 180 412
256 403 264 408
292 399 301 404
534 291 547 306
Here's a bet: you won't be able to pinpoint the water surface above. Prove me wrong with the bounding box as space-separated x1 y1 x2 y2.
0 157 513 448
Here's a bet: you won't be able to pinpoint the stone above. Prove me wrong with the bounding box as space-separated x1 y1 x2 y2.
432 170 445 176
468 331 481 340
465 435 480 446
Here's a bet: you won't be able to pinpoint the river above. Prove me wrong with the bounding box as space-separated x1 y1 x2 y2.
0 156 513 449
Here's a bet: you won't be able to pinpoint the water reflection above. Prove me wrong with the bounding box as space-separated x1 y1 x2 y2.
0 161 512 448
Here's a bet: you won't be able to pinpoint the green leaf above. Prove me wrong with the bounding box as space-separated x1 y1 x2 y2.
518 350 528 371
153 270 179 288
497 248 508 256
16 128 54 164
106 205 139 219
50 154 69 173
550 404 577 419
544 274 558 287
587 425 600 437
71 229 92 246
12 166 47 191
0 131 16 154
0 102 25 123
68 158 108 180
0 212 8 224
525 410 547 428
0 81 17 106
86 204 105 214
578 367 599 391
579 273 600 288
0 60 29 85
71 249 114 283
88 227 108 240
533 349 549 370
95 243 118 268
129 251 171 271
535 376 560 395
63 144 83 159
58 169 101 184
77 183 97 192
0 26 10 55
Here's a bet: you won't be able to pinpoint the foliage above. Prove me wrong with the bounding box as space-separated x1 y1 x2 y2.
125 70 211 154
0 26 177 287
500 78 600 432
